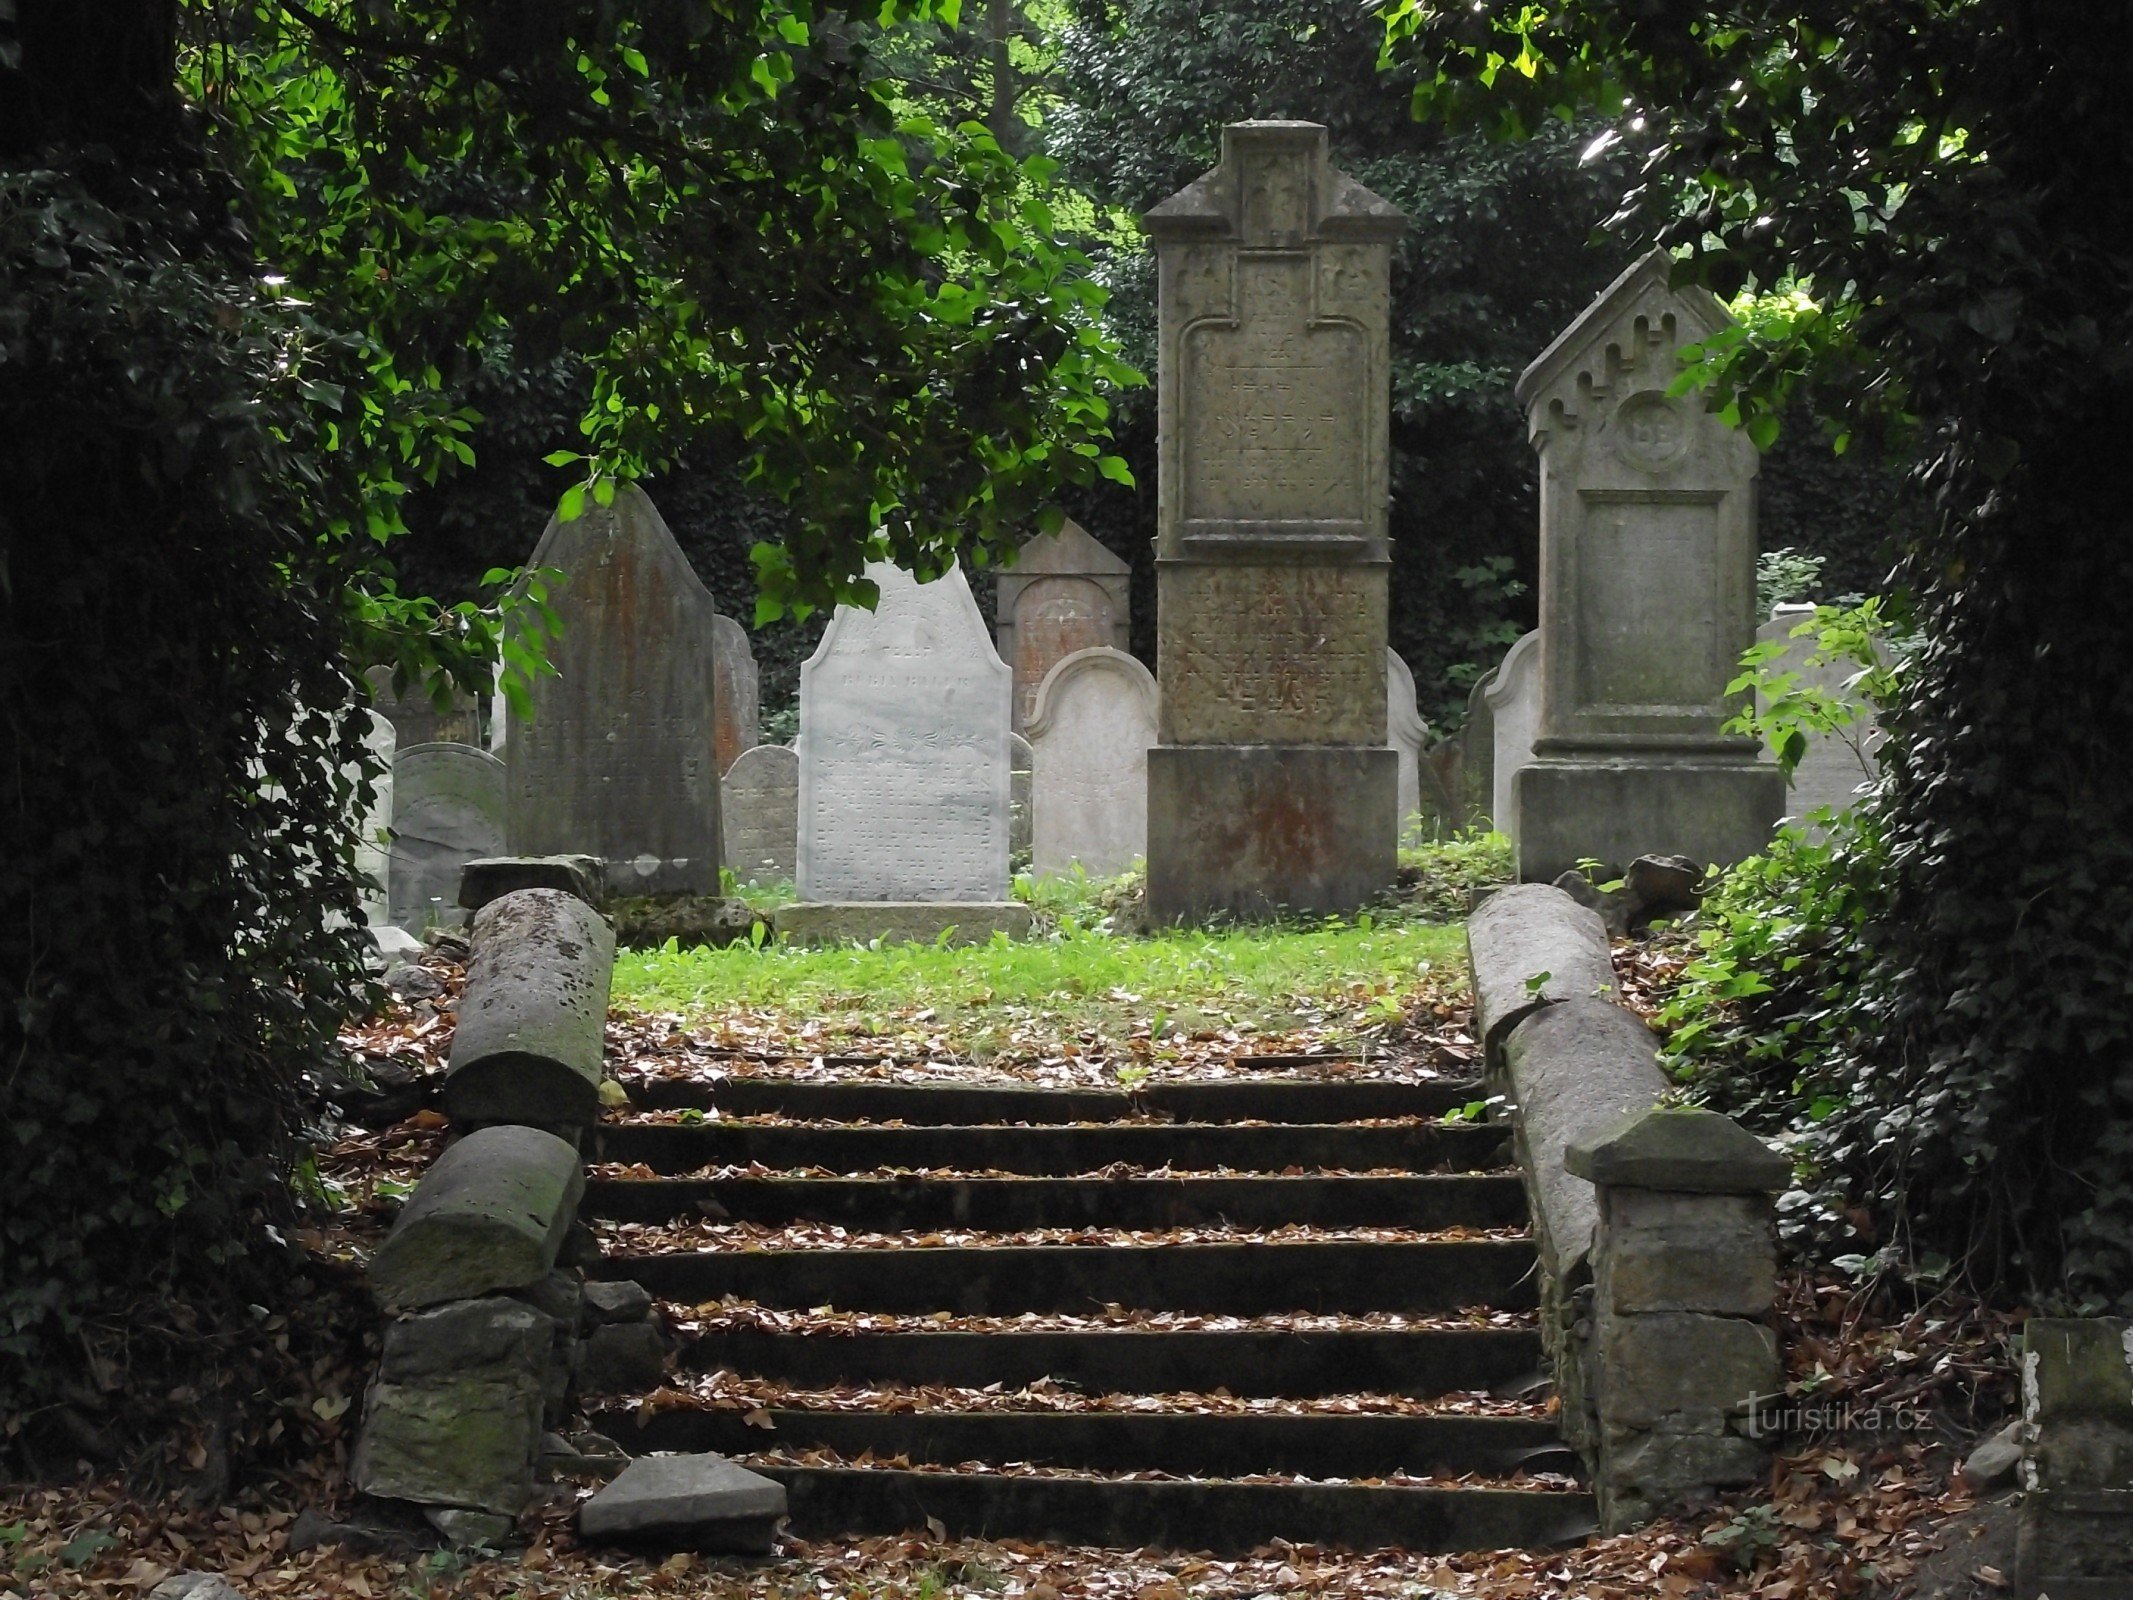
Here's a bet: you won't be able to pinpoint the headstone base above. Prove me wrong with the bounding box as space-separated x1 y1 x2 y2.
777 902 1036 946
1512 757 1783 883
1145 746 1398 924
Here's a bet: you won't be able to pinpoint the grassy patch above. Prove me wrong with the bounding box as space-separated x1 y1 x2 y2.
613 911 1468 1044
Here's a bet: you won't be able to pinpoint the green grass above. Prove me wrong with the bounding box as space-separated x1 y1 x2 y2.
613 912 1469 1044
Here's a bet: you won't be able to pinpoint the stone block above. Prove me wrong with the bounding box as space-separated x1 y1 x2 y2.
378 1299 554 1384
458 855 603 912
584 1279 655 1325
424 1507 518 1548
1144 744 1397 924
1465 883 1617 1061
1498 997 1668 1281
1597 1312 1778 1430
443 888 616 1129
368 1126 586 1309
1566 1104 1791 1195
351 1373 545 1514
2025 1317 2133 1427
2017 1487 2133 1599
1598 1428 1765 1532
578 1454 787 1552
776 901 1034 946
1596 1189 1775 1315
575 1319 672 1394
1513 756 1785 885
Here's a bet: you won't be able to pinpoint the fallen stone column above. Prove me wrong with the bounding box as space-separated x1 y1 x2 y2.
443 887 616 1130
1466 883 1619 1069
2016 1317 2133 1598
1567 1105 1788 1531
369 1124 587 1310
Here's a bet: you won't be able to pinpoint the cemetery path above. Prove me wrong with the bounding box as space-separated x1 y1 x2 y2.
578 1049 1599 1554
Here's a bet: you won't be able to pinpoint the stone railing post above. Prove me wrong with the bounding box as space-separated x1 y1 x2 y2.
1566 1104 1788 1531
2017 1317 2133 1598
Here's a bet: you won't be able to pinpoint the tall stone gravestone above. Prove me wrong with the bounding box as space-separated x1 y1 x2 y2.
711 616 760 777
722 744 799 886
1756 603 1884 832
1512 251 1782 880
366 664 481 749
505 485 724 896
1028 647 1159 879
793 561 1016 922
995 519 1133 733
1485 631 1542 844
388 742 507 931
1141 121 1405 922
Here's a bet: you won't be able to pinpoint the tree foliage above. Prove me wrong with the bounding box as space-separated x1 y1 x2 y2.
1382 0 2133 1302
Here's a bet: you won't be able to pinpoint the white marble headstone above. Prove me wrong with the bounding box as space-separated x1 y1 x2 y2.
1387 649 1431 846
1484 631 1542 841
388 741 507 930
1028 647 1158 879
722 744 800 886
795 562 1012 902
1756 604 1884 833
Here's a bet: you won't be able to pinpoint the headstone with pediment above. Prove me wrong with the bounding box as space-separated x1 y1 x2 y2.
1141 120 1405 921
794 561 1013 906
1028 647 1159 878
995 519 1133 733
366 664 482 749
504 484 724 895
1511 251 1782 879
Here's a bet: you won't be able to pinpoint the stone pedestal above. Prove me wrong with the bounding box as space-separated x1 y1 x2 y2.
1512 253 1783 879
2017 1318 2133 1599
1141 122 1406 924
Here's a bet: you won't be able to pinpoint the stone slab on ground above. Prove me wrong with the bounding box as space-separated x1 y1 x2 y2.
368 1125 586 1308
578 1453 787 1552
776 901 1034 947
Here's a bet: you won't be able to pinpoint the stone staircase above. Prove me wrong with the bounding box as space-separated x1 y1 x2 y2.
577 1067 1597 1552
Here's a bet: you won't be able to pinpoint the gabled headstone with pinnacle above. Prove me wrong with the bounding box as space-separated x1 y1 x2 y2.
995 518 1133 733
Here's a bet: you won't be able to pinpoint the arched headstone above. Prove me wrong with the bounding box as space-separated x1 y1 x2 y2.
389 742 507 931
1028 647 1159 878
722 744 799 886
1484 632 1541 846
995 520 1132 733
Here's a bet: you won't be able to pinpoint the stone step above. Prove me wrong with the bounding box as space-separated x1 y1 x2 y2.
626 1077 1481 1125
595 1406 1578 1481
674 1323 1545 1399
593 1121 1509 1177
739 1463 1596 1553
601 1239 1539 1316
583 1173 1527 1231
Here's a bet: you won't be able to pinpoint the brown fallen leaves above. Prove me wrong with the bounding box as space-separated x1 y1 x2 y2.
594 1218 1530 1254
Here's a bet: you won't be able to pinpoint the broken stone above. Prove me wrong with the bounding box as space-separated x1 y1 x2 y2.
376 1298 553 1385
1623 854 1702 921
1596 1189 1776 1316
544 1428 631 1480
422 1506 519 1548
575 1319 671 1394
383 963 446 1001
350 1371 546 1515
577 1453 786 1552
583 1279 655 1326
368 1125 586 1309
1960 1420 2028 1490
459 854 604 913
149 1577 246 1600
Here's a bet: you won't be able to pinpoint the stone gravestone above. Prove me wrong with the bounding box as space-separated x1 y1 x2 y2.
995 519 1133 733
1511 251 1782 880
1141 120 1406 922
712 616 760 777
1485 631 1542 844
721 744 799 886
1755 603 1884 833
1028 647 1159 879
790 561 1025 940
505 484 724 896
1010 732 1034 869
388 742 507 931
1460 668 1497 831
366 663 481 749
357 710 396 930
1386 648 1454 845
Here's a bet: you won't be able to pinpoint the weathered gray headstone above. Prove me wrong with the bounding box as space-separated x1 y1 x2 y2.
367 663 482 749
1754 603 1883 833
995 519 1133 732
721 744 799 886
1028 646 1159 879
1010 731 1034 868
1386 648 1453 845
1512 251 1782 879
711 616 759 778
1484 631 1541 846
794 561 1012 904
358 710 395 930
1461 667 1498 830
388 742 507 932
505 485 723 896
1141 120 1405 922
